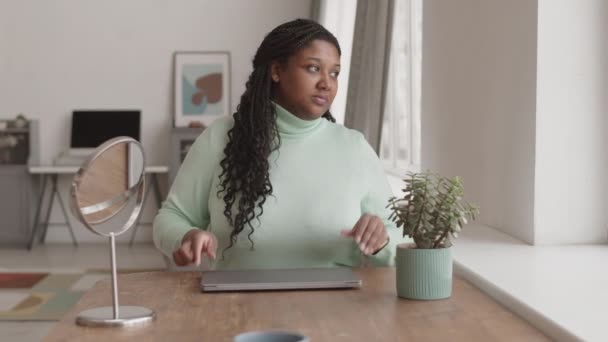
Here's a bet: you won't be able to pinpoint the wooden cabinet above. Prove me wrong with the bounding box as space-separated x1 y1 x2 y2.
0 166 34 246
0 120 38 247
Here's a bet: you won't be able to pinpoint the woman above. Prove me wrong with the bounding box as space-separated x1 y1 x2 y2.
153 19 401 269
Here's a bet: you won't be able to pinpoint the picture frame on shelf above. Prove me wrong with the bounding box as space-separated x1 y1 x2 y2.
173 51 231 128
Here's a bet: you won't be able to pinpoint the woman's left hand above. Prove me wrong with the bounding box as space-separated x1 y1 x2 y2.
341 213 388 255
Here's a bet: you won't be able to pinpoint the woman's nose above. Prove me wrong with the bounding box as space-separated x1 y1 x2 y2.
317 75 330 90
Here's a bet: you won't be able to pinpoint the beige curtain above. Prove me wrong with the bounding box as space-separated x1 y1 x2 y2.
310 0 322 20
344 0 394 154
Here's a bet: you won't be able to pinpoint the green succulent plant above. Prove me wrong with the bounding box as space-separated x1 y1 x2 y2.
387 171 479 249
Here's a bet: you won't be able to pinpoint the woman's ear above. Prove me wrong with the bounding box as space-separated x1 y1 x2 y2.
270 62 280 83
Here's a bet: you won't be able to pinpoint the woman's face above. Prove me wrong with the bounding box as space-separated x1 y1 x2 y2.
271 39 341 120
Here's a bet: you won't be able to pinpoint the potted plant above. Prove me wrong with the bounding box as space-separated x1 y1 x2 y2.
387 171 478 300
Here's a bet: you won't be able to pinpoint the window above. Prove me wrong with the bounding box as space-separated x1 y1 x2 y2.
316 0 357 125
380 0 422 175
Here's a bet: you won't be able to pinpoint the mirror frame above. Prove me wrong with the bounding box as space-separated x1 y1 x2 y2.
70 136 146 237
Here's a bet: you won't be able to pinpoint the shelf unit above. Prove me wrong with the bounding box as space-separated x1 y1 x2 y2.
168 126 205 186
0 120 39 247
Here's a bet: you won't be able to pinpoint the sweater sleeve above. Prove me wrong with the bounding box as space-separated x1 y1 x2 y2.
355 134 403 267
152 119 229 258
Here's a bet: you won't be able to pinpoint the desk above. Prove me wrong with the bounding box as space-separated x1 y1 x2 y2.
27 165 168 250
45 268 548 341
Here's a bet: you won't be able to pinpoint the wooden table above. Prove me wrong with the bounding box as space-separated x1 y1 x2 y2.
45 268 548 341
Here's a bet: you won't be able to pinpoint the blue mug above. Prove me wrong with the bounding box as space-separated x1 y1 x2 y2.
234 331 309 342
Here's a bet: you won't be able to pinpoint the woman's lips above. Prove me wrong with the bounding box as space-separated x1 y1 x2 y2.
312 95 328 106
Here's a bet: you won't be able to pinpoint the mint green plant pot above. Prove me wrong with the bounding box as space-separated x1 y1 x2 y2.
396 244 453 300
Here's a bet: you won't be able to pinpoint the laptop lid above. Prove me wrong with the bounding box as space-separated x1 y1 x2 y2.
200 268 362 292
70 110 141 149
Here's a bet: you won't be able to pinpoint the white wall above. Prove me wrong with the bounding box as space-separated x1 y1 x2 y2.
421 0 538 244
534 0 608 244
0 0 311 242
1 0 311 165
422 0 608 245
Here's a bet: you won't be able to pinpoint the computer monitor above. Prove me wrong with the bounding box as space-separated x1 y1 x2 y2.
70 110 141 148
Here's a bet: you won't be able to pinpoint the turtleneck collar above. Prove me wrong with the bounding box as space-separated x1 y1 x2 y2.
273 101 324 137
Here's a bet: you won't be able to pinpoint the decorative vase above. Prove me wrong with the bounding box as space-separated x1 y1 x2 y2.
395 243 452 300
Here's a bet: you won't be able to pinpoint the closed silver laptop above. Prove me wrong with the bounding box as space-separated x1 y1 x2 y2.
200 267 362 292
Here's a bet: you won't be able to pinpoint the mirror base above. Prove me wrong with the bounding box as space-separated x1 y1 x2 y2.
76 306 155 327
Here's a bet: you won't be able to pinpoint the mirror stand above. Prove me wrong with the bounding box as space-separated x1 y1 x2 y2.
76 233 155 327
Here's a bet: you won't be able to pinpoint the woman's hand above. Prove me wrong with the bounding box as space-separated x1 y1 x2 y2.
173 229 218 266
341 214 389 255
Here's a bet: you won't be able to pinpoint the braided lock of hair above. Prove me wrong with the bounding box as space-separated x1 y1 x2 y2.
217 19 340 254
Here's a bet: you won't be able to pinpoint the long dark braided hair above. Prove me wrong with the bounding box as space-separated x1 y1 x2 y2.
217 19 341 252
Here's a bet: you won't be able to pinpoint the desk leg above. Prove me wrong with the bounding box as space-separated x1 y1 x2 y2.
129 173 162 247
129 174 160 247
164 255 174 271
152 175 173 270
151 173 163 209
28 175 49 250
39 175 57 244
54 188 78 247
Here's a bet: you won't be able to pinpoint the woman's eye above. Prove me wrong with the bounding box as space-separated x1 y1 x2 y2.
331 71 340 78
307 65 320 72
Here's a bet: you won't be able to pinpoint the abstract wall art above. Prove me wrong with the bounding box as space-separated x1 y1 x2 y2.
173 51 231 127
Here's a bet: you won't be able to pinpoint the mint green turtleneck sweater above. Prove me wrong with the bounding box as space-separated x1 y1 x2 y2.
153 103 402 270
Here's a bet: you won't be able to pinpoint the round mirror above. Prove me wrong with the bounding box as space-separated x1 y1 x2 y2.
71 137 145 236
69 136 154 328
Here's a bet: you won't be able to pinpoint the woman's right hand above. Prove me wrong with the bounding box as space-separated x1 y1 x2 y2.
172 229 218 266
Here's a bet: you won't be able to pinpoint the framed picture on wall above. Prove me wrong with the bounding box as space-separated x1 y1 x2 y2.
173 51 231 127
